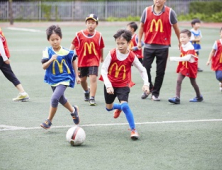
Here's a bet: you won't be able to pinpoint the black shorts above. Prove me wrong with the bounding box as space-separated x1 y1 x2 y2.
78 66 98 78
104 85 130 104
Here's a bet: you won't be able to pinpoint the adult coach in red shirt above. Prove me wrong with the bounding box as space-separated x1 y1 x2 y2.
138 0 180 101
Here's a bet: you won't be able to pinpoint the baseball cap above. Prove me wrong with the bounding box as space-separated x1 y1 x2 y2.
85 14 99 22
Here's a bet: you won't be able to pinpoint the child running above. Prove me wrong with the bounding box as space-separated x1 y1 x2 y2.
0 27 29 101
40 25 80 129
206 27 222 92
169 29 203 104
101 29 149 140
70 14 105 106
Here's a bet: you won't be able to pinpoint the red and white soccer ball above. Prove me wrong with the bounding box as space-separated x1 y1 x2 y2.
66 126 86 146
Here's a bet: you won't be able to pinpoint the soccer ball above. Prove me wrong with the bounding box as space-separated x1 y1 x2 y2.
66 126 86 146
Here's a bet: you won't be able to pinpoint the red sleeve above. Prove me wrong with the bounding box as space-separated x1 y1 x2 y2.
71 36 79 48
100 36 105 49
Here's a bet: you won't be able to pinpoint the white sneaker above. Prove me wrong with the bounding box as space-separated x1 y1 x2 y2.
151 95 160 101
13 92 29 102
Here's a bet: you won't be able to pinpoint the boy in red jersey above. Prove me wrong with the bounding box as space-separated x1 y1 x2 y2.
138 0 180 101
0 27 29 101
168 29 203 104
70 14 105 106
206 27 222 92
101 29 149 140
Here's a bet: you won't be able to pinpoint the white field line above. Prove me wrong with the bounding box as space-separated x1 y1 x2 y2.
7 27 43 33
0 119 222 132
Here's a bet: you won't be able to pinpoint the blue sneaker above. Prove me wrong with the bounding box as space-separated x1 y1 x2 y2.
189 95 203 102
168 97 180 104
71 106 80 125
40 119 52 129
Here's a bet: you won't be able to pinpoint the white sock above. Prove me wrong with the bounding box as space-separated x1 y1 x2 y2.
72 107 75 113
20 92 27 96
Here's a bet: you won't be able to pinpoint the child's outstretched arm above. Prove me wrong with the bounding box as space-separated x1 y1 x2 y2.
206 49 216 66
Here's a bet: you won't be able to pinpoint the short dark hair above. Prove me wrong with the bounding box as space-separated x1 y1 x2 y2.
127 22 138 32
46 25 62 40
113 29 132 42
191 18 201 26
180 29 191 37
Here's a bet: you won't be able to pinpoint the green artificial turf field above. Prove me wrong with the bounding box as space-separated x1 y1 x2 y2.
0 22 221 170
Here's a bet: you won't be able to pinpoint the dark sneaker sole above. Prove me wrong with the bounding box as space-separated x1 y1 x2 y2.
131 136 139 140
168 100 180 104
40 124 50 130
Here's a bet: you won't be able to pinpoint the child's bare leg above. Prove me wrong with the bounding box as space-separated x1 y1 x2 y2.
15 84 25 93
89 75 97 97
80 76 89 91
106 103 114 110
48 106 57 121
62 101 74 113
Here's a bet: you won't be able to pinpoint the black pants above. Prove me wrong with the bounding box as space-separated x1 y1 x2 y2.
0 56 20 86
143 48 169 97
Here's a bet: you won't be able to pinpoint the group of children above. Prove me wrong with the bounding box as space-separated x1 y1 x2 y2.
1 15 222 140
39 14 148 140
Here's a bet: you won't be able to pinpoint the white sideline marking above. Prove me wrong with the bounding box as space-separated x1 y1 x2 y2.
0 119 222 132
7 27 42 33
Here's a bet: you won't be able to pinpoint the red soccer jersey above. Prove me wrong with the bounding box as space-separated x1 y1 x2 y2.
176 43 198 78
107 49 135 87
143 6 172 45
129 34 143 59
72 30 104 67
0 28 10 58
211 40 222 71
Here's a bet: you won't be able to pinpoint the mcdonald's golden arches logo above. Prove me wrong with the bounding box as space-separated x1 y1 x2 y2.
52 59 71 75
150 19 163 33
109 62 126 80
83 42 97 56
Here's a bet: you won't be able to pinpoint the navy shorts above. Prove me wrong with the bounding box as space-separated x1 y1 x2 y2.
78 66 98 78
104 85 130 104
215 70 222 81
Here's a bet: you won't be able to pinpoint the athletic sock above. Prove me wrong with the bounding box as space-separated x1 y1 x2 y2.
121 103 135 130
72 107 75 113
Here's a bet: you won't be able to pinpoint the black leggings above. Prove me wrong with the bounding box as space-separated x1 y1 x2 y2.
176 73 201 98
0 56 20 86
